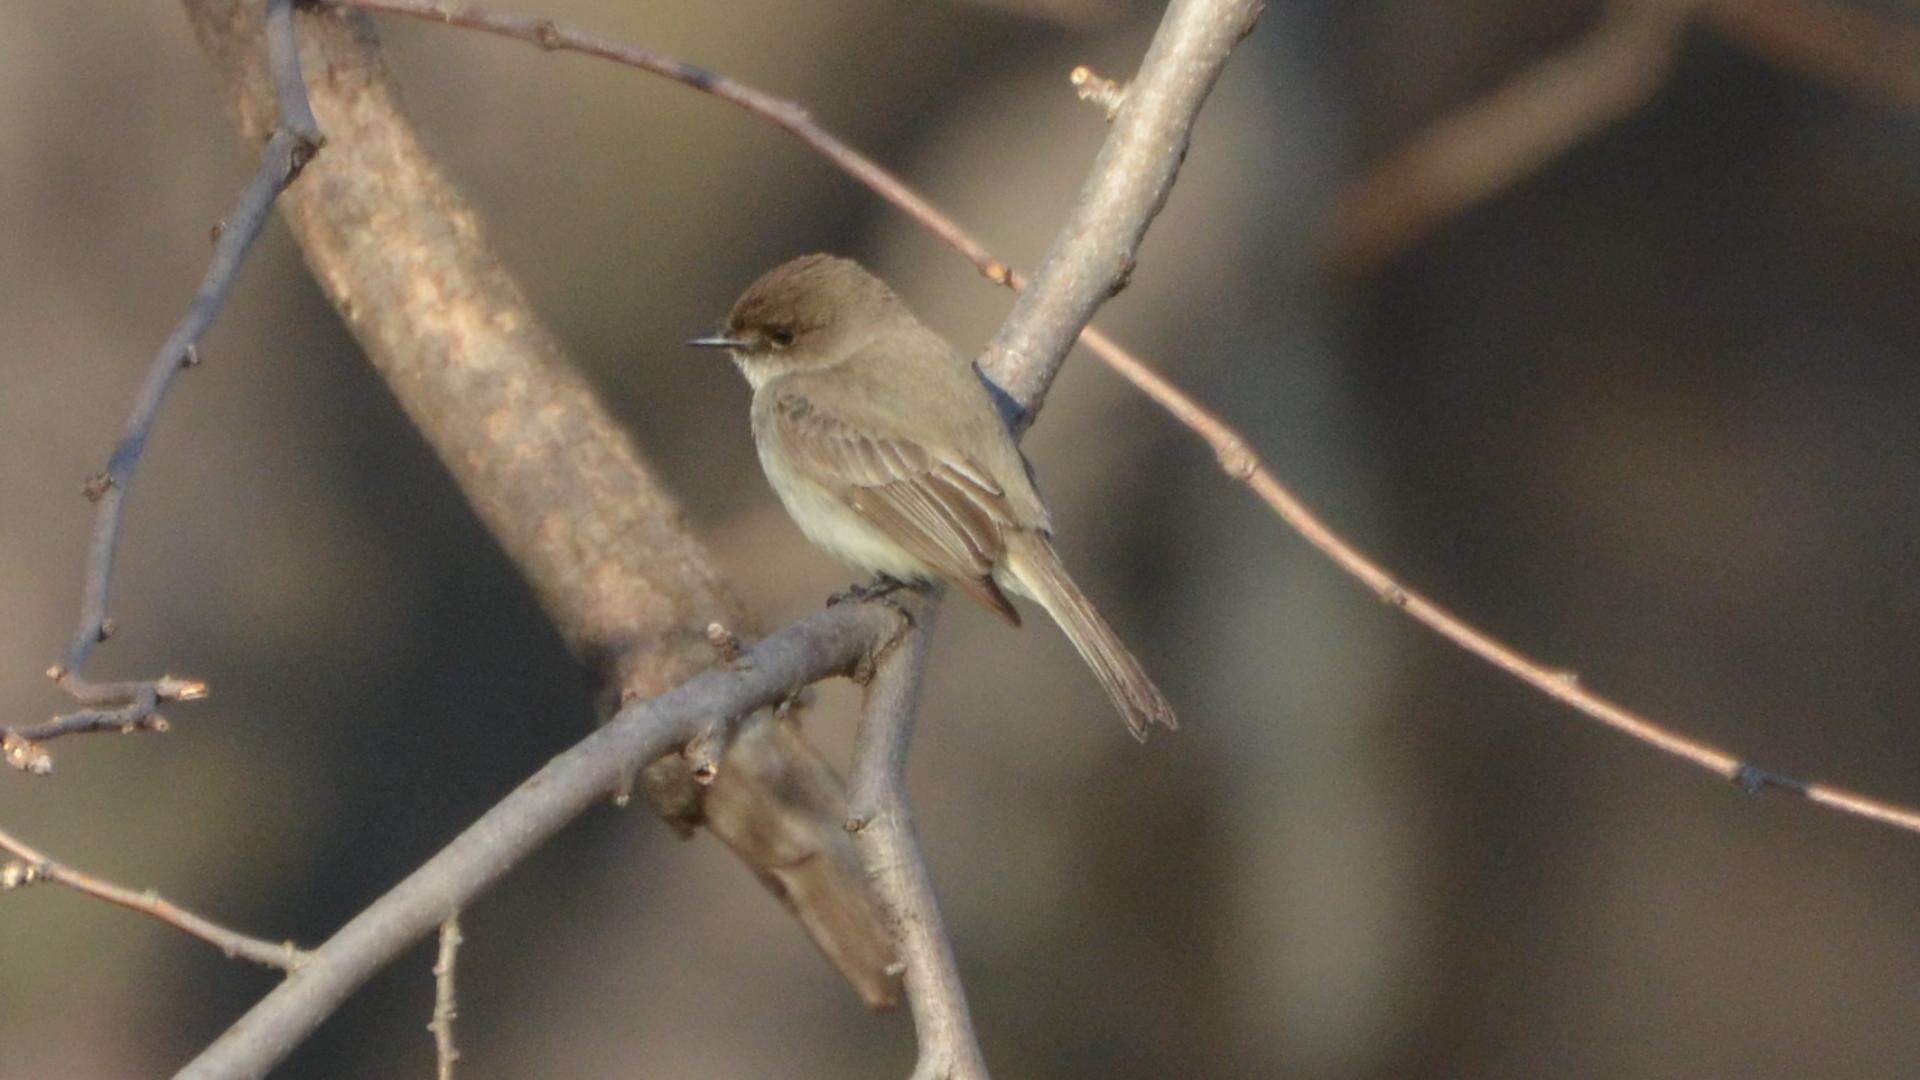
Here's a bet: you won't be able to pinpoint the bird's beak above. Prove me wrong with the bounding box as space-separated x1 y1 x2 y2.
685 333 749 351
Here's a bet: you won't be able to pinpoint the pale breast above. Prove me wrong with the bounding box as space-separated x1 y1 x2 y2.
754 424 938 582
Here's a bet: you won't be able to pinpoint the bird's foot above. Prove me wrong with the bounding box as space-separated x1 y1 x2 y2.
827 573 910 608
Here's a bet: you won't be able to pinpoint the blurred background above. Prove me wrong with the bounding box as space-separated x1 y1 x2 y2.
3 1 1917 1076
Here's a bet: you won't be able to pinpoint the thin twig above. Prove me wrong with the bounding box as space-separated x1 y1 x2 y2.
429 914 463 1080
1069 65 1128 120
0 825 306 971
175 601 900 1079
11 0 322 773
332 0 1920 838
846 602 988 1080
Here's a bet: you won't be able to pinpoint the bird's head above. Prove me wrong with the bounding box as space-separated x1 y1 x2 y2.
688 254 902 384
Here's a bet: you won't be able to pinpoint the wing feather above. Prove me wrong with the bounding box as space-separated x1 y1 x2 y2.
771 392 1021 624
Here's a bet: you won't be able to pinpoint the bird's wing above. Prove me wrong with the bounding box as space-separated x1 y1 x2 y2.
768 390 1022 624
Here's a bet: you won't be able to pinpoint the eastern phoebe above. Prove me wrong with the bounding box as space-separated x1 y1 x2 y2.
690 254 1175 739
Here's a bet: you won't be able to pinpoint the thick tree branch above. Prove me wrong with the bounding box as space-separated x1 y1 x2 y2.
184 0 898 1012
330 0 1920 839
175 601 899 1079
0 825 306 971
8 0 319 774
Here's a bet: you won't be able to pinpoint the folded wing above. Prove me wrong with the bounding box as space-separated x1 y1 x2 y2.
769 391 1022 624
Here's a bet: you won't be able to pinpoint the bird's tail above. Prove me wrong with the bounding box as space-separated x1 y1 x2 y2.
1003 533 1177 741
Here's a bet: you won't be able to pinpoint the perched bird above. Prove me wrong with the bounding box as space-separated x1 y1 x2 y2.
690 254 1175 739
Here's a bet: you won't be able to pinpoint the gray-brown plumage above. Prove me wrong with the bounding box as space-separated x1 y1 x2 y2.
692 254 1175 739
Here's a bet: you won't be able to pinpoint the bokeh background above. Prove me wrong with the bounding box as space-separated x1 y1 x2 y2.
4 2 1918 1077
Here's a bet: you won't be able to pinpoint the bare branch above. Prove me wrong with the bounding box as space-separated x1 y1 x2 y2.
0 825 306 971
833 7 1267 1070
978 0 1266 421
176 1 1259 1071
11 0 322 772
174 601 899 1080
846 601 988 1080
160 0 1920 1072
429 915 462 1080
330 2 1920 837
184 0 897 1010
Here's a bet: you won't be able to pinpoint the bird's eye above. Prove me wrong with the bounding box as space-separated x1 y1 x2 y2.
767 326 795 349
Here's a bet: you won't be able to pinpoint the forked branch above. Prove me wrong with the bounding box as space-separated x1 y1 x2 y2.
8 0 322 774
332 0 1920 835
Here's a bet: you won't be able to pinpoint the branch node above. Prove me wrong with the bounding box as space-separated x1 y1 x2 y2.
97 618 117 642
1214 436 1259 480
82 473 114 502
157 675 210 702
1 860 43 889
534 18 563 50
981 260 1011 287
705 621 744 665
1069 65 1128 120
844 814 870 834
773 689 812 725
3 733 52 776
683 724 729 787
1732 763 1810 797
183 344 202 369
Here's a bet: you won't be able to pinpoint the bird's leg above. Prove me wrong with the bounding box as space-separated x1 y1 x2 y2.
827 572 910 608
833 575 926 685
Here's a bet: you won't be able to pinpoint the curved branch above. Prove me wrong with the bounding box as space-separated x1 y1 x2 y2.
175 601 898 1079
178 1 1261 1074
10 0 320 773
184 0 898 1011
330 0 1920 838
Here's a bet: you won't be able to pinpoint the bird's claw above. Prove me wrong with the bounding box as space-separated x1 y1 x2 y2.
827 573 909 608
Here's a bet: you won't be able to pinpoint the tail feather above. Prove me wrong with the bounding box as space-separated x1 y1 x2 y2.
1003 534 1177 740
